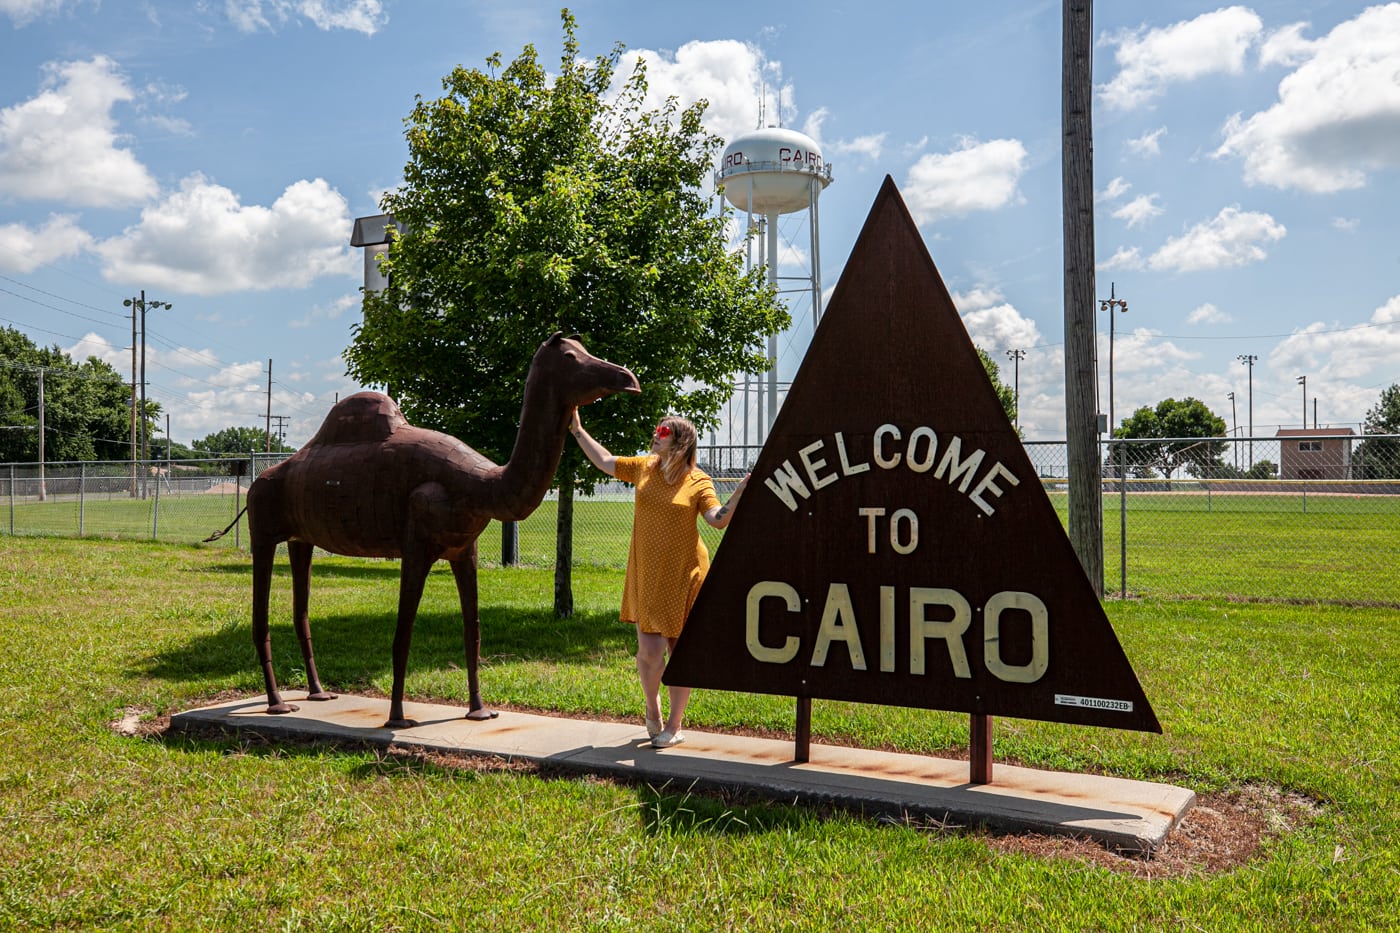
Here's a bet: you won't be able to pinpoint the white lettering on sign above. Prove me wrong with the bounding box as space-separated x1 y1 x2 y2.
746 581 801 663
984 591 1049 683
765 424 1021 516
744 580 1050 684
1054 694 1134 713
858 507 920 554
811 584 868 670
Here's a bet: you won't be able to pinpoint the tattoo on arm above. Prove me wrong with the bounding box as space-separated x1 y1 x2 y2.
716 505 730 521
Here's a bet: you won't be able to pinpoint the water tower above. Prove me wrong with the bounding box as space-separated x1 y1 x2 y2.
717 126 832 443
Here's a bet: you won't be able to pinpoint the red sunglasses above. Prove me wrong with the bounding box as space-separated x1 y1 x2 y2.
653 424 672 439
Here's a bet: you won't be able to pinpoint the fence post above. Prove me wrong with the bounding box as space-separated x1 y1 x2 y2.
1118 441 1127 598
79 462 86 537
8 465 13 535
502 521 519 567
152 464 161 539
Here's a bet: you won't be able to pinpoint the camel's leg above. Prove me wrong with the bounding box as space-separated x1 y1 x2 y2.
451 543 497 721
252 537 297 714
289 540 336 702
385 547 433 729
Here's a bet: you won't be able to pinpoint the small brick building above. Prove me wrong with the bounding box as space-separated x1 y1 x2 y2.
1276 428 1355 480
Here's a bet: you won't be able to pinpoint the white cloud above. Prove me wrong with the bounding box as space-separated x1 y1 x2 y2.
953 287 1044 352
94 175 356 295
1112 194 1163 228
224 0 386 35
1215 5 1400 193
1148 206 1285 272
0 214 93 273
0 56 159 207
903 137 1028 225
289 292 359 328
826 132 885 162
1098 6 1263 110
1099 245 1144 271
1269 296 1400 384
0 0 71 26
615 40 780 149
1126 126 1167 158
1098 176 1131 201
1259 22 1318 68
1187 302 1232 325
1332 217 1359 232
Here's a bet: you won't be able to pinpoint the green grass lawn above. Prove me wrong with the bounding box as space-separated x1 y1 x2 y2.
1 536 1397 930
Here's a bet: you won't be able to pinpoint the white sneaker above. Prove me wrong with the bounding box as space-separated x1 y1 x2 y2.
651 729 685 749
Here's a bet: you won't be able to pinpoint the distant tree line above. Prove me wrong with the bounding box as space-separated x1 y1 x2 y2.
0 326 293 464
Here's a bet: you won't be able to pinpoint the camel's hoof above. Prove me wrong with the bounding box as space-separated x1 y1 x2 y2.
306 691 338 702
267 703 299 715
384 718 417 730
465 708 499 721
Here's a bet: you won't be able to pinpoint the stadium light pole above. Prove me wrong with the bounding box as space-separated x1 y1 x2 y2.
1228 391 1238 471
1006 348 1025 431
1237 354 1257 469
1297 375 1307 429
1099 283 1128 435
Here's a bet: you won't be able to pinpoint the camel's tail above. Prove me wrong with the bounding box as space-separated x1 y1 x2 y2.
203 506 248 543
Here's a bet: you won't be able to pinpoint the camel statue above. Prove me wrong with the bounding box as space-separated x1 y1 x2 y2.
247 332 639 728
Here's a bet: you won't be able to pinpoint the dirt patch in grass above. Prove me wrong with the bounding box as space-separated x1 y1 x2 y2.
118 703 1319 880
977 784 1320 878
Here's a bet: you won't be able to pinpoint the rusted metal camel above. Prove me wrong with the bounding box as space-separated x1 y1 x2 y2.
248 332 639 728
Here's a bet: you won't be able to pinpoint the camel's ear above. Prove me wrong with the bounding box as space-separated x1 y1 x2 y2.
547 331 564 344
568 332 581 341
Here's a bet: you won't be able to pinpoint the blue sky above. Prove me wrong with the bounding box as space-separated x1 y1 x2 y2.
2 0 1397 448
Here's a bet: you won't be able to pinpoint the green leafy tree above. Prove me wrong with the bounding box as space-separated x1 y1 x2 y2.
0 326 136 463
1354 383 1400 479
1113 397 1227 479
193 426 294 457
347 11 787 614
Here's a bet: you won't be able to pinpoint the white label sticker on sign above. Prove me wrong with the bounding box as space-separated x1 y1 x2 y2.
1054 694 1134 713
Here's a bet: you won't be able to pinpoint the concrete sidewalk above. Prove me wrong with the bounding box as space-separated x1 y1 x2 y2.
171 692 1194 854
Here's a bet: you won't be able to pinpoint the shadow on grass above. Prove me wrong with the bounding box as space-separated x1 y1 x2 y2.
142 602 635 689
159 721 821 839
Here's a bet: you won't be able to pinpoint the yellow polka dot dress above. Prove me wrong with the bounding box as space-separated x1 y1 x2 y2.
614 455 721 639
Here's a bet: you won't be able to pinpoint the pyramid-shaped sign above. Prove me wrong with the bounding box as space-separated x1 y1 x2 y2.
666 177 1160 733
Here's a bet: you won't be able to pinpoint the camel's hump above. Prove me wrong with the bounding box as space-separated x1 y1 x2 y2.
308 392 409 445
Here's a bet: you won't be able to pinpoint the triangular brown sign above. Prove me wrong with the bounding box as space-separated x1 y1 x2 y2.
666 177 1160 733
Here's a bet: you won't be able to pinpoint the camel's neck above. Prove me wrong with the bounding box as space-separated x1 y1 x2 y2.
494 371 570 520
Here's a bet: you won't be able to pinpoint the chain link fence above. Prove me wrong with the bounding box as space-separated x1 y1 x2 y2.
4 434 1397 604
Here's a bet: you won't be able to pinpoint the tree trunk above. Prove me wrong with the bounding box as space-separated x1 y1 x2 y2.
553 469 575 617
1062 0 1104 596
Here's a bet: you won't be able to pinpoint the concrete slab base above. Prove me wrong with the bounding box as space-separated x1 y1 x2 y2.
171 692 1194 854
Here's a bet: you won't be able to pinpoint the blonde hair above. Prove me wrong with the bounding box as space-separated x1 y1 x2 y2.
654 416 698 484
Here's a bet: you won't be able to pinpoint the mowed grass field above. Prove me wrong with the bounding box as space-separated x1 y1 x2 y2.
1 531 1398 930
8 482 1398 605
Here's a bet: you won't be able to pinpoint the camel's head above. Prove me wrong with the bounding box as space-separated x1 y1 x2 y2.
536 331 641 406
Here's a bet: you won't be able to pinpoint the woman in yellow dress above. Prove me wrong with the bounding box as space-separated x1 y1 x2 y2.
570 410 748 748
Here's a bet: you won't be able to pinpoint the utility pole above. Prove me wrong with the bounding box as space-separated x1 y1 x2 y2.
265 359 273 453
1297 375 1307 429
1062 0 1103 598
123 290 172 495
1237 354 1257 469
270 414 290 450
1006 349 1026 431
